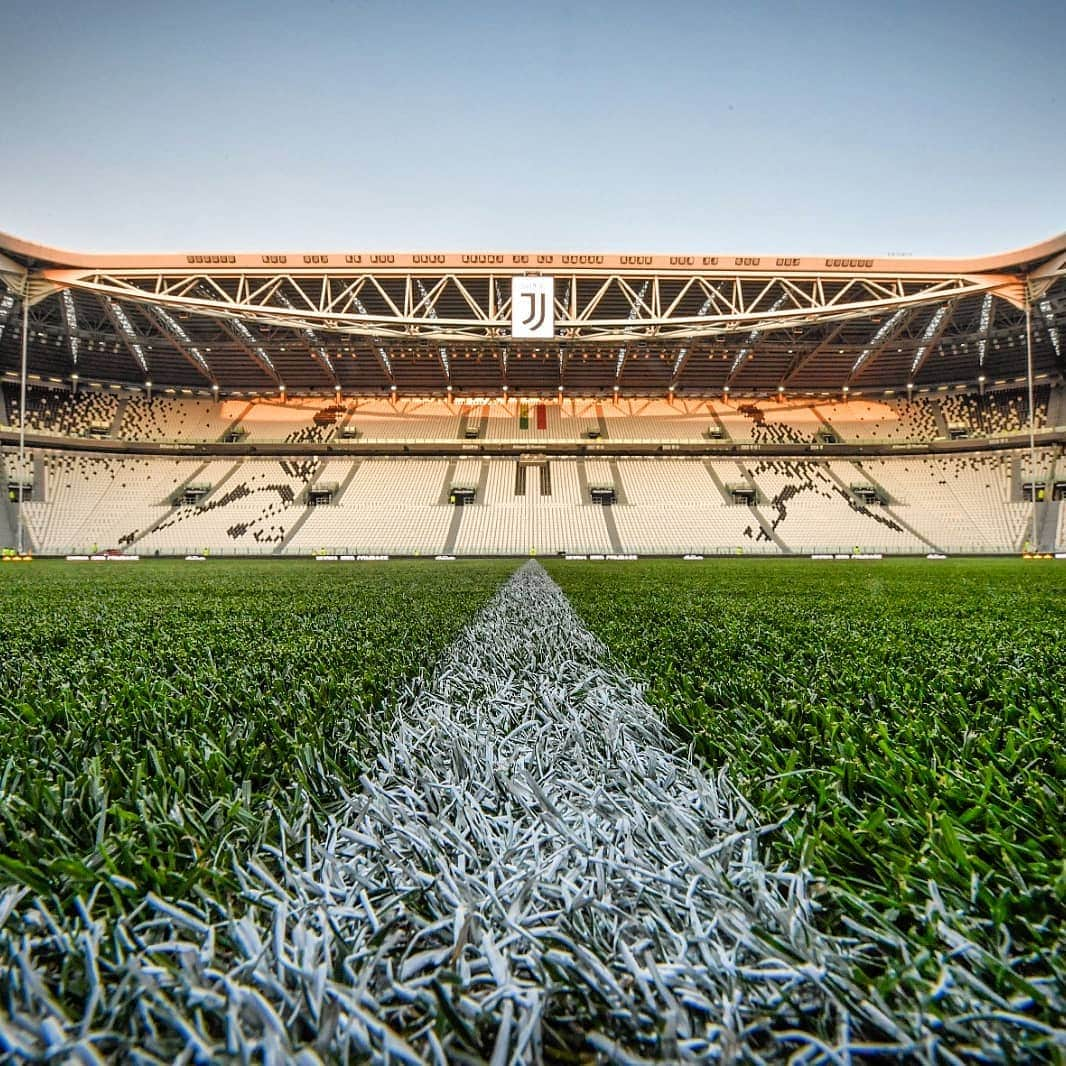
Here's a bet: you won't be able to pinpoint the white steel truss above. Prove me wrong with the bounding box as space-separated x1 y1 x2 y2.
38 267 1009 344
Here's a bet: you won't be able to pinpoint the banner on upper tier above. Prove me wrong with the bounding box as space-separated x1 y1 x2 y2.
511 276 554 339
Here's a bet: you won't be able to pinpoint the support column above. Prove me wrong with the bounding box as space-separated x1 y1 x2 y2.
17 294 28 554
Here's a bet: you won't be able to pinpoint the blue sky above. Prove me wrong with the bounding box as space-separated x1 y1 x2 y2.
2 0 1062 256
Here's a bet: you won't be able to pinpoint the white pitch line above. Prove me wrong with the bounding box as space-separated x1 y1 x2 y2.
1 562 1059 1063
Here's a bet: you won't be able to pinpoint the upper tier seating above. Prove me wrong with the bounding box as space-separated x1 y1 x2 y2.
234 399 336 443
3 384 1057 444
2 384 119 436
941 385 1050 436
812 398 939 442
120 397 239 442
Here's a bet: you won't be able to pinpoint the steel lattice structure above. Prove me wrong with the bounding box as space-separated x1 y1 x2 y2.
1 230 1064 396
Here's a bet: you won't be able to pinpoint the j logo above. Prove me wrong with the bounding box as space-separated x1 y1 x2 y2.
520 291 546 332
511 277 554 339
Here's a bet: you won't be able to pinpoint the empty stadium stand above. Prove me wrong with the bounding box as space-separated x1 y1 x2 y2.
4 443 1059 556
2 385 1056 446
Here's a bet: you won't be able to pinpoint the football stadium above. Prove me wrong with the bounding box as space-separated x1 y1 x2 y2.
1 228 1064 1062
2 2 1065 1062
1 230 1065 560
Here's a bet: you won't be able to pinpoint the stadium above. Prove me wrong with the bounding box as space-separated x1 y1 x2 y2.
2 228 1065 559
1 226 1064 1062
1 2 1065 1062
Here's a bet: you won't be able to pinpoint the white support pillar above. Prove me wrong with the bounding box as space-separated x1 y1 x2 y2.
17 294 28 555
1025 296 1037 552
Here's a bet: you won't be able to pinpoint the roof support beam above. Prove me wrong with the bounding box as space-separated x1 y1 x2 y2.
847 306 917 386
275 292 338 386
909 300 959 382
40 268 1002 344
781 323 849 387
1028 250 1066 302
100 297 149 376
141 305 216 385
216 318 282 386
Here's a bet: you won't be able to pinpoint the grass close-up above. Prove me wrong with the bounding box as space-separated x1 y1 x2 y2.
547 557 1066 1037
2 557 1064 1060
0 559 515 908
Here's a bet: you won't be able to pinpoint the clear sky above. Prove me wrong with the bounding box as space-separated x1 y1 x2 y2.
2 0 1062 257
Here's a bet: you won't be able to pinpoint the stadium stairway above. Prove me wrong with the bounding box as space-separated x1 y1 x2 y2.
0 482 15 549
1047 385 1066 429
1038 500 1062 551
223 401 256 442
33 454 46 500
1009 457 1025 503
701 460 736 505
930 399 950 440
274 459 326 554
443 503 464 555
594 403 609 439
0 451 32 551
332 459 363 503
475 458 491 501
575 458 591 501
126 460 215 549
108 396 129 437
201 461 243 503
831 460 942 554
600 499 623 553
443 459 490 554
1035 451 1060 550
333 406 358 438
810 406 837 436
438 461 458 504
705 404 731 441
731 461 786 550
606 460 630 505
439 458 464 554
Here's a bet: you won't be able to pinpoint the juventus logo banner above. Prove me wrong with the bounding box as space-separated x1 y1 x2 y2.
511 276 555 339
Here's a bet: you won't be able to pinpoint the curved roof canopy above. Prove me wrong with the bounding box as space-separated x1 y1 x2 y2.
1 230 1063 396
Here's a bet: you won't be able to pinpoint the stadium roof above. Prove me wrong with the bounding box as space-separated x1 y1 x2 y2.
1 229 1064 397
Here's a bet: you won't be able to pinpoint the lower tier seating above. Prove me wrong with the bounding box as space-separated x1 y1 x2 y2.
1 448 1058 555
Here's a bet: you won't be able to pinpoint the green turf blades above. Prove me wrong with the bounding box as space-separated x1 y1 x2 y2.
0 559 515 908
547 556 1066 1058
